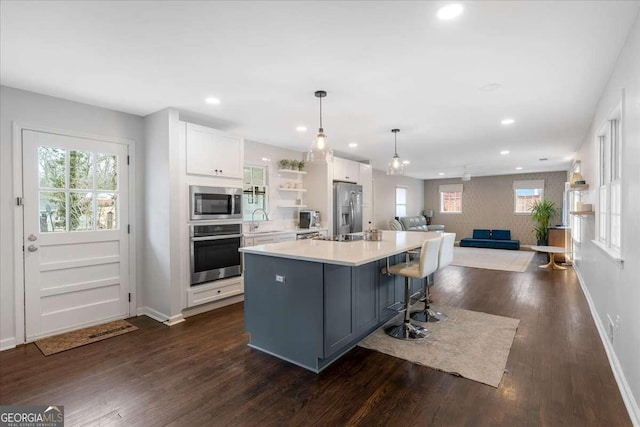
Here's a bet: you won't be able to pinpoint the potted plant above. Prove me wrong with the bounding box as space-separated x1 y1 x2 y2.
290 160 300 171
531 200 559 246
298 160 305 171
279 159 290 170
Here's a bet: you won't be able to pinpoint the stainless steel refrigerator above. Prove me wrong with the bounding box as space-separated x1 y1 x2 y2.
333 182 363 235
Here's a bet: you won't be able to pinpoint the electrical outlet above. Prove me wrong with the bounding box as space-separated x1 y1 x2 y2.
275 274 285 283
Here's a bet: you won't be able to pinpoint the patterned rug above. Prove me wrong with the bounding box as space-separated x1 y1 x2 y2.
451 246 535 272
359 304 519 387
34 319 138 356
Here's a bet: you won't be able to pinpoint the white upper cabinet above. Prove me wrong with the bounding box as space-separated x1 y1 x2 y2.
186 123 243 179
359 163 372 206
333 157 359 183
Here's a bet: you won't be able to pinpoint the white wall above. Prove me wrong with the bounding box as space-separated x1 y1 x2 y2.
372 168 424 230
0 86 145 350
574 14 640 424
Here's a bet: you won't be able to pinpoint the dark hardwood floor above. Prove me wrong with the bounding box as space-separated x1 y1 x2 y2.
0 253 631 426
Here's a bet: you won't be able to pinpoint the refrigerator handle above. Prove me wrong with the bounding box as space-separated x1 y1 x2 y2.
349 198 355 233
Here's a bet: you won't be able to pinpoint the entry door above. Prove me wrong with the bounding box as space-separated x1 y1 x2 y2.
22 130 130 341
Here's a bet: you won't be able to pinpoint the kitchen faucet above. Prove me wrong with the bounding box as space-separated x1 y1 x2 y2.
250 208 269 232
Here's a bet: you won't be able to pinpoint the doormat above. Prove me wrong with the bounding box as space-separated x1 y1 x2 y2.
34 319 138 356
359 304 519 387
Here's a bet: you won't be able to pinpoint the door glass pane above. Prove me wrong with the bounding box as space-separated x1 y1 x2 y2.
70 151 93 189
97 193 118 229
39 192 66 232
70 192 94 231
96 153 118 190
38 147 66 189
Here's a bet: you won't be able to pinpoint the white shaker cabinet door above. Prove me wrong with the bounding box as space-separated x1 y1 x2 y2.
186 123 243 179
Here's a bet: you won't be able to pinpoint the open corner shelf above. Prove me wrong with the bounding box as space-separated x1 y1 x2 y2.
278 187 307 192
278 169 307 175
568 184 589 192
570 211 595 216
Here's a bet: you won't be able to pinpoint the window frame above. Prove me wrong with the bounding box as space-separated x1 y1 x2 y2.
440 191 462 214
395 186 408 217
513 187 544 215
242 164 269 221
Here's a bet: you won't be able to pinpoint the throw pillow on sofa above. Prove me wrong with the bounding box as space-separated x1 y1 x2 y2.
491 230 512 240
472 229 491 239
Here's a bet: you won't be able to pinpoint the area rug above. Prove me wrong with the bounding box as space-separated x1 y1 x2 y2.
34 319 138 356
451 246 535 272
358 304 519 387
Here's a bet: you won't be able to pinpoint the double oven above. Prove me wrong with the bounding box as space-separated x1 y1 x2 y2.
189 186 243 286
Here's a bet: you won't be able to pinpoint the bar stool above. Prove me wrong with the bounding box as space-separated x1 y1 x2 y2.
411 233 456 322
383 236 442 340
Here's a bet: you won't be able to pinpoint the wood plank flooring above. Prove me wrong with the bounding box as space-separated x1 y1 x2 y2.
0 253 631 426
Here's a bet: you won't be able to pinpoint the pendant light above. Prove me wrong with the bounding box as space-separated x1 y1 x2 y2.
387 129 405 175
307 90 333 162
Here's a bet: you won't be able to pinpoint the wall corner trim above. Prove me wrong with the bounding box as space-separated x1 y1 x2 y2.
164 314 185 326
574 265 640 426
136 306 170 324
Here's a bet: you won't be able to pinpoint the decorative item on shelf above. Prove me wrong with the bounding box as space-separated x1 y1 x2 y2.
569 171 586 186
307 90 333 163
298 160 305 171
387 129 405 175
531 200 559 246
291 160 300 171
279 159 291 170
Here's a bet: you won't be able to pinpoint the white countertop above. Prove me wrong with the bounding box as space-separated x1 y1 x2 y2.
240 230 448 266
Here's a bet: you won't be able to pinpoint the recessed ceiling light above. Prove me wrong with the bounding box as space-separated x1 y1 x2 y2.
437 4 464 20
296 126 307 132
500 150 510 155
501 118 515 125
261 157 270 162
402 160 410 165
438 172 445 176
205 97 220 105
480 83 501 92
515 166 523 170
348 142 358 148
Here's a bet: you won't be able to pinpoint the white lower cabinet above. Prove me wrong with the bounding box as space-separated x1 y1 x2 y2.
187 277 244 307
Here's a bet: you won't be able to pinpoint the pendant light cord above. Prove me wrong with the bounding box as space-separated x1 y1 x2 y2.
394 132 398 156
319 96 323 129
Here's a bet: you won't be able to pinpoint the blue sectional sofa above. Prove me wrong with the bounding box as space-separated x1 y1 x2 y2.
459 229 520 250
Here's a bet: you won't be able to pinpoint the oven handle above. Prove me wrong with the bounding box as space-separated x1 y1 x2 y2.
191 234 243 241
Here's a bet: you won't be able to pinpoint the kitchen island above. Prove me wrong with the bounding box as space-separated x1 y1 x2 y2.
240 230 445 372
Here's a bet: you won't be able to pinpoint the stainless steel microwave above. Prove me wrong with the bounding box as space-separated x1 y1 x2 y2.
190 186 242 220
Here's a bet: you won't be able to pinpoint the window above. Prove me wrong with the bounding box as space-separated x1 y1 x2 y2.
597 115 622 254
242 165 268 221
569 163 582 243
395 186 407 217
513 180 544 214
439 184 463 213
38 146 119 232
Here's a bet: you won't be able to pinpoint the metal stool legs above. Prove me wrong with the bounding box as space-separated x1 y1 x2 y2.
411 274 448 322
385 277 430 340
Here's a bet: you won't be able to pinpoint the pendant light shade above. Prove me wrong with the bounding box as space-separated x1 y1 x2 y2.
387 129 405 175
307 90 333 163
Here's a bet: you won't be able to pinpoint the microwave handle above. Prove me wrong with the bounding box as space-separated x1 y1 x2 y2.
192 234 243 241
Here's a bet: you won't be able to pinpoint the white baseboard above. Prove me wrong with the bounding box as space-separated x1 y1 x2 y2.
574 266 640 426
164 314 185 326
137 306 169 324
182 294 244 318
0 337 16 351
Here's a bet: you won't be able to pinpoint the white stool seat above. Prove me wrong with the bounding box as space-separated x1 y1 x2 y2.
384 236 442 340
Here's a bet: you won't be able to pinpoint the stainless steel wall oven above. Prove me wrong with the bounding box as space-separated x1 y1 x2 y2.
190 222 242 285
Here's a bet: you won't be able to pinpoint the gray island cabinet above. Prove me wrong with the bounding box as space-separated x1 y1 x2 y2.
240 231 444 373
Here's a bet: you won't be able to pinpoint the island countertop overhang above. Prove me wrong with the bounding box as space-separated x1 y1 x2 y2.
240 231 449 266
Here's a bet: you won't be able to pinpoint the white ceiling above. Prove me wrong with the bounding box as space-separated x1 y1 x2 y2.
2 1 638 179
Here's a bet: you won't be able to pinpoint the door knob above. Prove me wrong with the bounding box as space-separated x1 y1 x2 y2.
28 234 37 241
27 245 38 252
